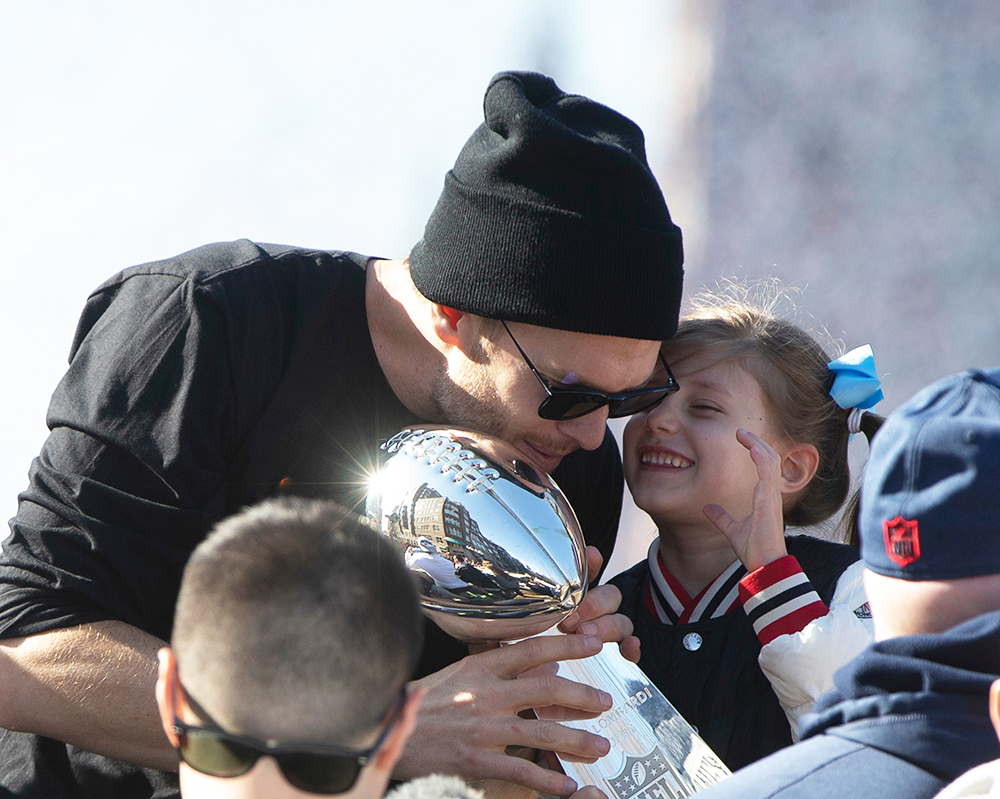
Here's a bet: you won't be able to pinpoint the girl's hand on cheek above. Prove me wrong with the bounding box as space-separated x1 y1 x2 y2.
702 428 788 572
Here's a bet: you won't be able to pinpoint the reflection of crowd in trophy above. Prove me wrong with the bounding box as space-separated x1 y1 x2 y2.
390 483 563 609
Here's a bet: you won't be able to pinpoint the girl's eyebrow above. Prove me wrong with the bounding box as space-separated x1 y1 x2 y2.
680 375 734 396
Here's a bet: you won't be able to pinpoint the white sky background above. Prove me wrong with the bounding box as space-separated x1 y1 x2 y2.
1 1 677 571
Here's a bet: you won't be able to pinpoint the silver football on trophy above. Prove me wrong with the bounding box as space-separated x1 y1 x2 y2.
365 427 588 643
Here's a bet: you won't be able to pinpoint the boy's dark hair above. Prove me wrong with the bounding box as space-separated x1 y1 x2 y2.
172 497 423 745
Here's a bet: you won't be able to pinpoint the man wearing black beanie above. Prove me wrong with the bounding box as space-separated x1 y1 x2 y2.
0 71 684 799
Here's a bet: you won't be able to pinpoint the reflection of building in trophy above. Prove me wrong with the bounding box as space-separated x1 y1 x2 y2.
389 483 475 560
623 679 695 780
386 482 570 607
387 483 444 551
412 495 470 559
594 678 699 798
390 483 523 571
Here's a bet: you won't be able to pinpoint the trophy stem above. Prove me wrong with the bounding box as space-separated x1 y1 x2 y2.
538 629 731 799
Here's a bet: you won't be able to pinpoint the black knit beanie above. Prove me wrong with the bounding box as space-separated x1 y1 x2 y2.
409 71 684 341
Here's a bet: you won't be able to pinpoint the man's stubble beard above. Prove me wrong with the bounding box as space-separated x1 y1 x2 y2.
429 359 512 444
429 358 575 463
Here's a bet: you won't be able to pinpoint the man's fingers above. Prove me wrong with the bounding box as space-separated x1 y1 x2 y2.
577 584 623 623
569 787 610 799
397 644 618 795
472 749 579 797
586 546 603 581
512 672 613 716
506 716 610 763
560 584 623 634
534 704 605 722
469 722 607 796
517 661 560 679
618 634 641 664
571 615 633 647
488 632 603 678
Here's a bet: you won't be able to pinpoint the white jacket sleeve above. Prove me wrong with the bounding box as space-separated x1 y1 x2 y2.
740 558 874 741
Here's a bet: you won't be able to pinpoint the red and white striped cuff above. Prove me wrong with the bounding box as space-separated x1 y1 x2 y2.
739 555 828 645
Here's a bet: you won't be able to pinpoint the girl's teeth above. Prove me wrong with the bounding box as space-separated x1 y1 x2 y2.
641 452 691 468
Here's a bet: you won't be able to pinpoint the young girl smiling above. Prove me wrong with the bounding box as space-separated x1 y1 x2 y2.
611 292 883 770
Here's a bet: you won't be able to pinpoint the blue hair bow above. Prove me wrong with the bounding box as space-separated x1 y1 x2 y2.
828 344 883 409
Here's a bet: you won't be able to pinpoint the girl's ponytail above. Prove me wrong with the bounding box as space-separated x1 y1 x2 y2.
843 410 886 547
827 347 886 545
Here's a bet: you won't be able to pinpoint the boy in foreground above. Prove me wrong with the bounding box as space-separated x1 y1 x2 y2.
155 498 424 798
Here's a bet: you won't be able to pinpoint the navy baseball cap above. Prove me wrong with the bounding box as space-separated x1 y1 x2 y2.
860 368 1000 580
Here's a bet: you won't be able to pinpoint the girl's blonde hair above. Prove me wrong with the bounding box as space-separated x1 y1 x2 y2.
662 286 882 535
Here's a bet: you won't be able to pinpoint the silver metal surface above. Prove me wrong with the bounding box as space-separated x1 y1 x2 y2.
551 634 731 798
365 427 587 643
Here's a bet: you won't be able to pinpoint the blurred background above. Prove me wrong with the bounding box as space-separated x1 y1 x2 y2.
3 1 999 576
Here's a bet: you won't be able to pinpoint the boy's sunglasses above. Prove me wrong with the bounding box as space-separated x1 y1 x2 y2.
171 681 404 795
500 320 679 421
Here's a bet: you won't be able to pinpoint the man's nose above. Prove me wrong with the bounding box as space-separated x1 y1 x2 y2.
558 406 612 451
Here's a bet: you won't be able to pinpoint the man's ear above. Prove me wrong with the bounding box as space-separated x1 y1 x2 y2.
373 687 425 773
990 679 1000 741
779 442 820 497
155 647 182 748
430 305 466 347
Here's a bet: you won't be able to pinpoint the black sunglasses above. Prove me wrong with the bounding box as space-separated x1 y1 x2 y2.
171 680 404 795
500 320 679 421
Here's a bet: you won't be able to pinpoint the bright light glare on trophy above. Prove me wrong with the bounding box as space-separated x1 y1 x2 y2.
365 427 587 643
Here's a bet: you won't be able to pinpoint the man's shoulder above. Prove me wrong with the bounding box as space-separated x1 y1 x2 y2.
93 239 370 294
68 239 375 362
695 732 945 799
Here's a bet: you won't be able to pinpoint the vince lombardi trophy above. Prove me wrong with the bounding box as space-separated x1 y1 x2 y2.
365 426 730 798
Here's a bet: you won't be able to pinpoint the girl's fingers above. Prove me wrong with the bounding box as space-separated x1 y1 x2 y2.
703 503 736 535
738 428 781 481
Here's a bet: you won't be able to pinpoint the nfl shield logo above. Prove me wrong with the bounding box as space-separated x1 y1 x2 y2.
883 516 921 567
607 747 684 799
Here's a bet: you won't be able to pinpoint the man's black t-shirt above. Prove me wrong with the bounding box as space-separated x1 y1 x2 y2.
0 240 625 797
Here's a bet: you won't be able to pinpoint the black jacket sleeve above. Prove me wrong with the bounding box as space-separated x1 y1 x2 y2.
0 244 285 642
